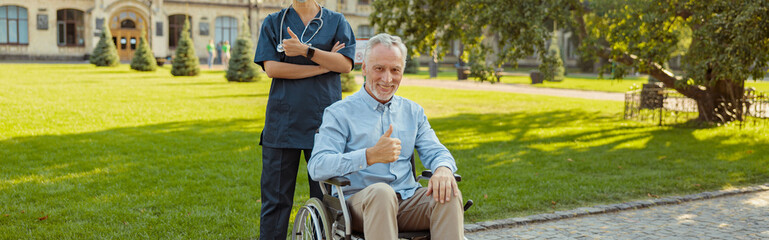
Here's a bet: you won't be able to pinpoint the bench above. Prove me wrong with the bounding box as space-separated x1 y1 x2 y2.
458 67 508 82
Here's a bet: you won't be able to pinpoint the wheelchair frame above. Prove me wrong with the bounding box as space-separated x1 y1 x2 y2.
291 156 472 240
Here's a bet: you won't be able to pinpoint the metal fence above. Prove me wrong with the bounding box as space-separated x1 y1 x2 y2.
624 86 768 127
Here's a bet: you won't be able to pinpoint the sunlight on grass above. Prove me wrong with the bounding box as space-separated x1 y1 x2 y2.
1 64 768 238
610 135 653 150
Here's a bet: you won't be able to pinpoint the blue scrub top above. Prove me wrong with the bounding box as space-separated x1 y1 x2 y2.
254 7 356 149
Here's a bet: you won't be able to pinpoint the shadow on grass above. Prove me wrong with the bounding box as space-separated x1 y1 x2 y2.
0 119 266 238
2 109 767 233
426 110 769 222
1 118 262 188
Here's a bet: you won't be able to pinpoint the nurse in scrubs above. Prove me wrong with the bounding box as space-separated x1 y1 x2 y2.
253 0 355 238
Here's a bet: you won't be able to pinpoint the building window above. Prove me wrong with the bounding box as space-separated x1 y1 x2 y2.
121 19 136 29
358 0 369 5
357 25 372 38
56 9 84 46
169 14 192 48
0 5 29 45
215 16 237 46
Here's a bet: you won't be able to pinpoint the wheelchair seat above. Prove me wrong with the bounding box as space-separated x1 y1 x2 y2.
291 156 473 240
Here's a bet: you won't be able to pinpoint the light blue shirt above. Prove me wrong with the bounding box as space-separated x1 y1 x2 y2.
309 86 457 200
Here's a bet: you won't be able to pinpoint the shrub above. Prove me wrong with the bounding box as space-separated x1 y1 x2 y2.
171 18 200 76
405 55 419 74
90 21 120 67
226 16 261 82
541 31 565 82
130 28 157 71
341 72 356 92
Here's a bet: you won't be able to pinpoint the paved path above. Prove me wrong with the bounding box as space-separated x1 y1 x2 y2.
354 76 625 101
465 190 769 239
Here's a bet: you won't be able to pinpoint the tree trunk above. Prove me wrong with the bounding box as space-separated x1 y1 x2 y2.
695 79 746 123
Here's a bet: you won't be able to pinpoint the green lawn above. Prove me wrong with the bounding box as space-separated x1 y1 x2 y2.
395 67 769 93
2 64 769 239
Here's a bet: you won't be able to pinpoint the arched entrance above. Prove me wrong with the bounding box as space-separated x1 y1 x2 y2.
109 9 148 61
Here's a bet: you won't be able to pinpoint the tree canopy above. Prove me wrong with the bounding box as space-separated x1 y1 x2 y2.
370 0 769 123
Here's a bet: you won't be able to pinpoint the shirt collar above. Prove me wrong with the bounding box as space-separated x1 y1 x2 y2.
357 84 398 112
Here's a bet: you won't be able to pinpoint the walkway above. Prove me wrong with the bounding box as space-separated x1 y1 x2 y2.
465 187 769 239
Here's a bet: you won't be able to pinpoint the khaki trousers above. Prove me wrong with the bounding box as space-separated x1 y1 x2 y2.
346 182 464 240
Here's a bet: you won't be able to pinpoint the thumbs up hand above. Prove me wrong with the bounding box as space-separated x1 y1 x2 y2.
282 27 309 57
366 125 401 165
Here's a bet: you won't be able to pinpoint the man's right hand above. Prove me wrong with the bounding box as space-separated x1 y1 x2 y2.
366 125 401 165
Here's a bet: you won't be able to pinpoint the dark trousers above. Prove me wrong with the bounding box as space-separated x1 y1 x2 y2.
259 147 322 240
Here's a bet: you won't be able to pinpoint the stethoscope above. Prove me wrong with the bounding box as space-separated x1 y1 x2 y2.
276 1 324 53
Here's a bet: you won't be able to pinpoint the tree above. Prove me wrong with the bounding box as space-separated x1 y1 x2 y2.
130 28 157 71
542 29 565 82
171 18 200 76
370 0 769 124
226 16 261 82
90 21 120 67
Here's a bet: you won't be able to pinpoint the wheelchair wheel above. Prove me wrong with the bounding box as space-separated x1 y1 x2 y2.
291 198 331 240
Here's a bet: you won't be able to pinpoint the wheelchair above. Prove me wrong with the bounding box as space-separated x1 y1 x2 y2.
291 155 473 240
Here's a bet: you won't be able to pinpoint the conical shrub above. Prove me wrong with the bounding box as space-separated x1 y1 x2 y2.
90 21 120 67
171 18 200 76
541 31 565 82
226 16 260 82
130 28 157 71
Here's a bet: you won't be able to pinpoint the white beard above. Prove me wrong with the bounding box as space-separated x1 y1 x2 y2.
365 82 397 103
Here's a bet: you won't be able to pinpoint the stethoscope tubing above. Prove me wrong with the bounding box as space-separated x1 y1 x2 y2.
276 2 324 53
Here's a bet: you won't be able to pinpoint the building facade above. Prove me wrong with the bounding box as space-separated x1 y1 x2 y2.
0 0 374 61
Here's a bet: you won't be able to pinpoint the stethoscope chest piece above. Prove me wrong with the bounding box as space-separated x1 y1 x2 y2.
277 40 312 53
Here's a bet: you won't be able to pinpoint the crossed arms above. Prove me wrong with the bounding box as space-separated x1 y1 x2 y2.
264 27 352 79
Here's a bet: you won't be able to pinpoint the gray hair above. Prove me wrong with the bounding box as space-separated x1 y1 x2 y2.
363 33 408 67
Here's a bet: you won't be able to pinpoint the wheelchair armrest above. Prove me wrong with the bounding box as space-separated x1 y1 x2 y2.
419 170 462 182
323 176 351 186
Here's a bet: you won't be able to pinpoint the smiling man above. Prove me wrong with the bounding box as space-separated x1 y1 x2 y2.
308 33 464 239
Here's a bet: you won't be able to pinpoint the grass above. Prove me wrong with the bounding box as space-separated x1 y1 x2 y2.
393 67 769 93
2 64 769 239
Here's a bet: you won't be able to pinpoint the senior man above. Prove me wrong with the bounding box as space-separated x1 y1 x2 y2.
308 33 464 240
